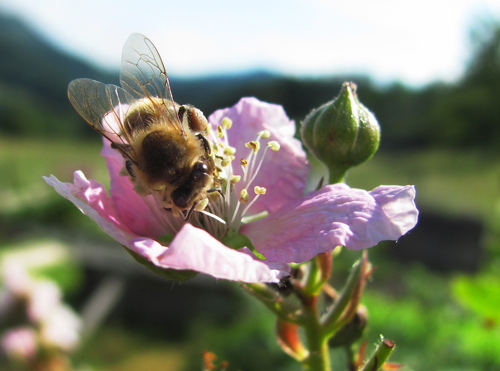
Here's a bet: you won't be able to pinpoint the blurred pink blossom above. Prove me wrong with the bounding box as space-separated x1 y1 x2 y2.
1 327 37 360
0 261 81 353
45 97 418 283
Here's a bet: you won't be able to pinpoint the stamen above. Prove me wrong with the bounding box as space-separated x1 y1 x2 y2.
239 189 249 203
241 186 266 218
245 141 260 154
195 198 209 211
221 158 231 167
259 130 271 139
223 146 236 156
240 159 248 167
254 186 267 195
221 117 233 129
244 145 269 191
268 141 280 151
199 210 226 225
217 125 224 138
230 175 241 184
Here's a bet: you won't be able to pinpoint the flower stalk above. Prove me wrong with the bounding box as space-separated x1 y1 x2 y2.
246 251 375 371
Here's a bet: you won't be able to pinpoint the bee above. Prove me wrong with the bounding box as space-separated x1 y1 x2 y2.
67 33 217 219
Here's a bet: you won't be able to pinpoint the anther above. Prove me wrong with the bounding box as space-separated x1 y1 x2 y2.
223 146 236 156
259 130 271 139
230 175 241 184
239 189 249 203
267 141 280 151
221 117 233 129
254 186 267 195
195 198 209 211
245 141 260 153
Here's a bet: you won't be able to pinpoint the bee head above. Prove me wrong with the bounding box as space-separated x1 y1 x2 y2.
171 162 212 209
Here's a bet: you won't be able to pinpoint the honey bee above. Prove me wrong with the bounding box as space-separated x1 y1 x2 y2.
68 33 217 219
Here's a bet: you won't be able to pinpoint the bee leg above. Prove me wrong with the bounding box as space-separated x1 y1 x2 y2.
185 201 198 221
197 133 212 155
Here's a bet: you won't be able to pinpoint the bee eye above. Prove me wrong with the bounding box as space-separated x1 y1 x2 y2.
194 162 209 174
172 193 189 209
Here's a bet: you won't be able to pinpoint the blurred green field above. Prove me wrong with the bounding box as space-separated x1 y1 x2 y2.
1 137 499 219
1 137 500 371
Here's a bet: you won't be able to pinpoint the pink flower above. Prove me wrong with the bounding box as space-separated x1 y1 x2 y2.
1 327 37 360
44 97 418 283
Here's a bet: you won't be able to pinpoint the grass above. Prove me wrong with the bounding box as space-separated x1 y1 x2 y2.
0 137 108 214
309 147 500 220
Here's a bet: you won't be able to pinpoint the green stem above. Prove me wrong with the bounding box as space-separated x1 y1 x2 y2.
359 337 395 371
243 283 303 324
300 297 331 371
328 166 347 184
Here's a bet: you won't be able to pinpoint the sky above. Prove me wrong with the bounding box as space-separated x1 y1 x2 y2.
0 0 499 87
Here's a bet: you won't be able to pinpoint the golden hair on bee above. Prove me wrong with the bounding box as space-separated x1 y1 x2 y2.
67 33 217 220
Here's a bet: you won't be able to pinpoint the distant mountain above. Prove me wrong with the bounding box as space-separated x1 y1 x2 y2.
0 14 118 136
0 14 117 107
6 12 493 150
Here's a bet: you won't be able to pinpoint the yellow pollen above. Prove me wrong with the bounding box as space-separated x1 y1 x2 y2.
221 157 231 167
259 130 271 139
217 125 224 138
133 183 150 196
195 198 209 211
254 186 267 195
205 125 212 135
230 175 241 184
119 166 129 176
268 141 280 151
209 191 221 201
239 189 249 203
223 146 236 156
240 158 248 167
245 141 260 153
221 117 233 129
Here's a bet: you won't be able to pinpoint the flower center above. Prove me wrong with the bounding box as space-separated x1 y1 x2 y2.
194 117 280 239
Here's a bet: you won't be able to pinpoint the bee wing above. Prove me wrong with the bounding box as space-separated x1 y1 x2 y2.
67 78 136 158
120 33 183 135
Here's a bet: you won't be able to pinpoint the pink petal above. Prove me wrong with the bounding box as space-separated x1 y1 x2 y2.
101 139 167 238
43 172 136 246
101 105 130 143
240 183 418 263
131 224 288 283
209 97 309 214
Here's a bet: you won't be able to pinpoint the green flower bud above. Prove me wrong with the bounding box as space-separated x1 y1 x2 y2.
328 305 368 348
301 82 380 183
